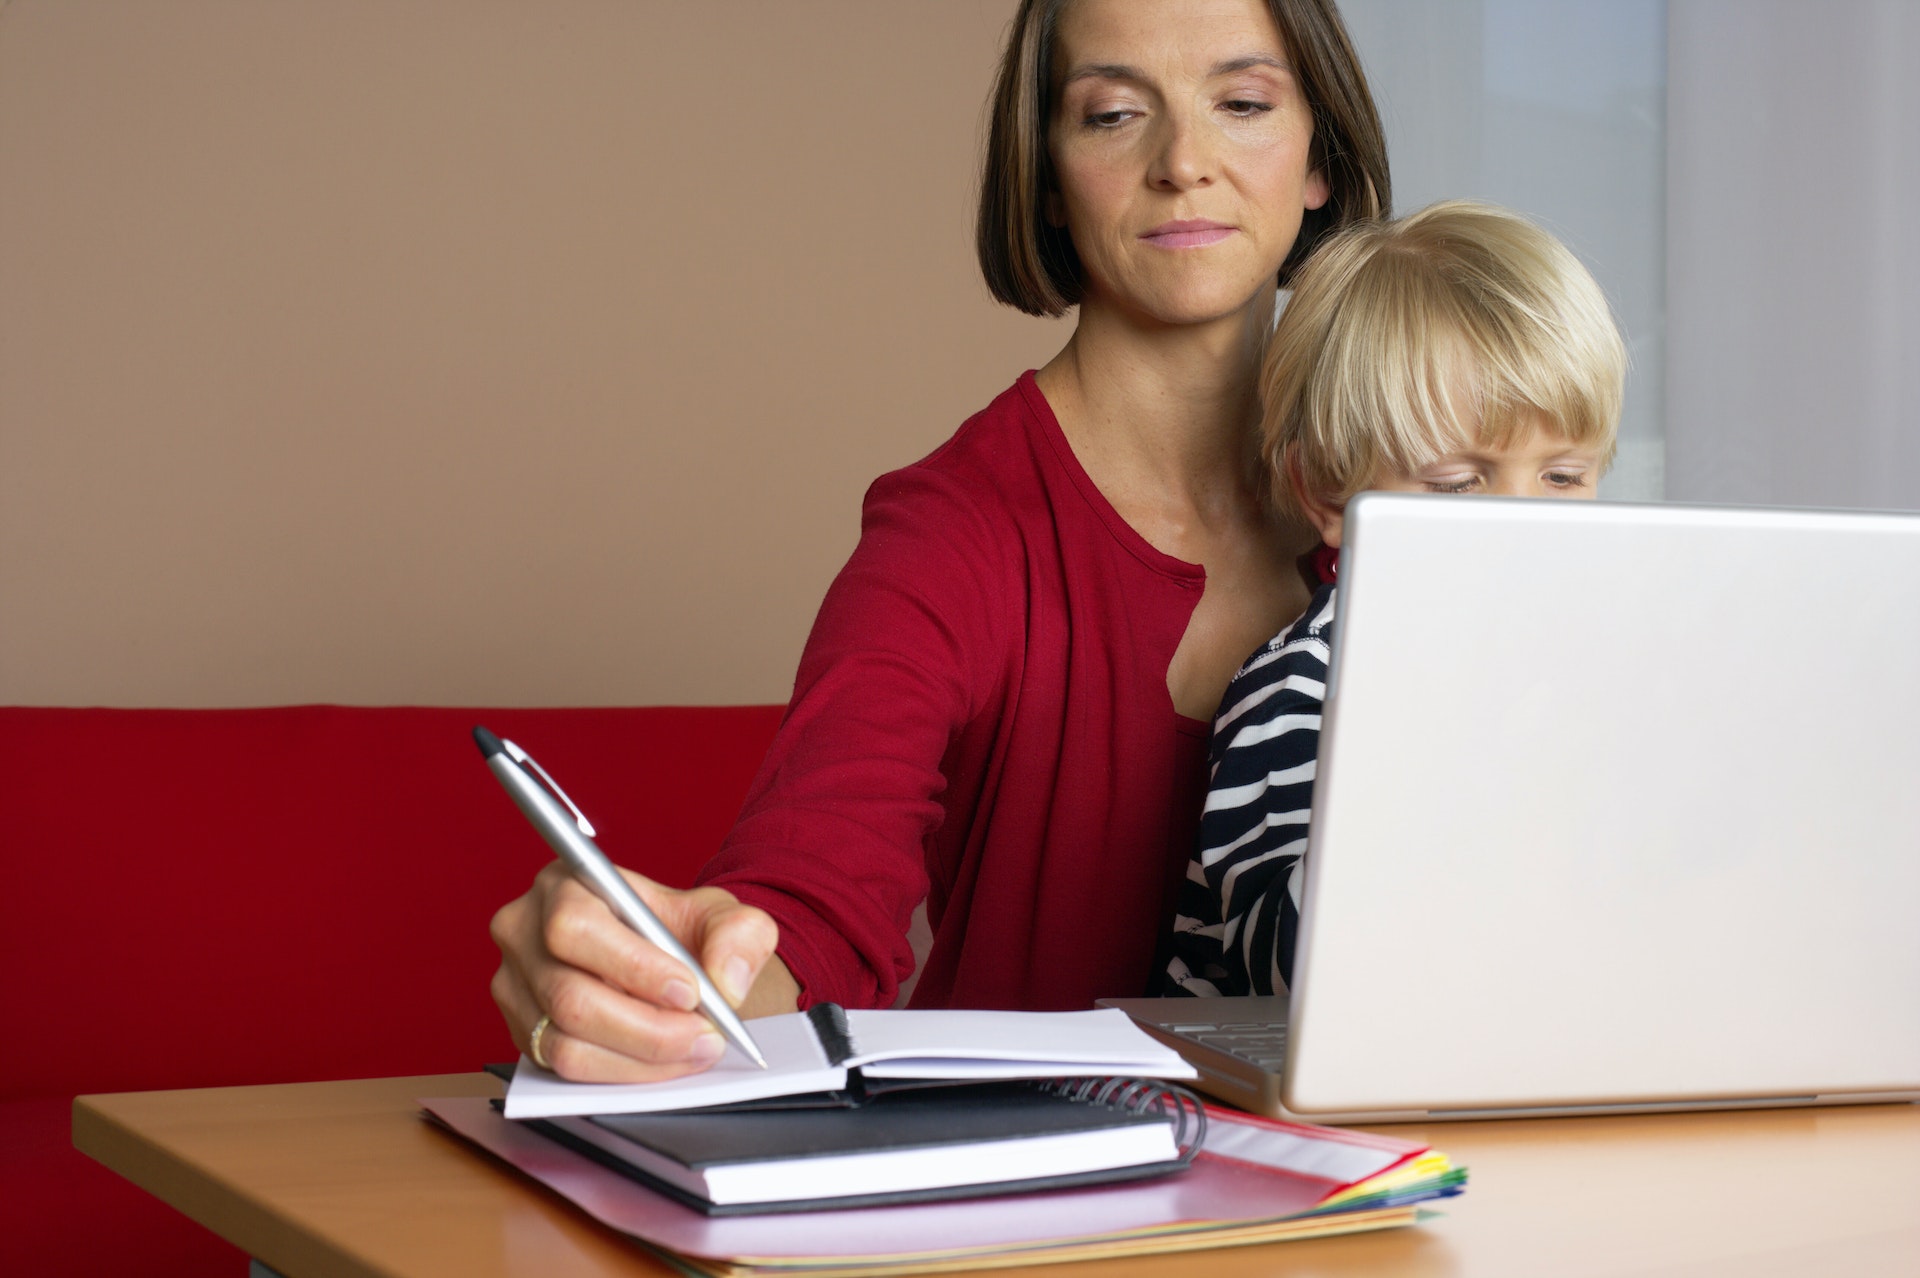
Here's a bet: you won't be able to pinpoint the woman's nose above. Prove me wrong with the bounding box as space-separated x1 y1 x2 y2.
1147 110 1214 190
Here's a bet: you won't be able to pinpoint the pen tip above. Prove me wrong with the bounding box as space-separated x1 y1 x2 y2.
472 725 505 758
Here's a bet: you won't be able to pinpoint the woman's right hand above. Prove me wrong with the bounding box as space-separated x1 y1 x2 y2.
489 860 794 1082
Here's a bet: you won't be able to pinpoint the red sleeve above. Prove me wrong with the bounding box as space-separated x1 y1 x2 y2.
696 460 1010 1009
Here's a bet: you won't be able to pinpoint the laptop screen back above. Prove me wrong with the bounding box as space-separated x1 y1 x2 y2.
1283 495 1920 1116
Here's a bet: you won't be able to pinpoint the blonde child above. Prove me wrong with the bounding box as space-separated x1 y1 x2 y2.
1162 201 1626 998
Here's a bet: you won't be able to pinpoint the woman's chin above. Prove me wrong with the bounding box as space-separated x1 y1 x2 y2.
1082 268 1278 332
1126 288 1275 332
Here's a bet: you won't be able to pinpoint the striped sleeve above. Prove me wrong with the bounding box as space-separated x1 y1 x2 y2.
1161 584 1336 998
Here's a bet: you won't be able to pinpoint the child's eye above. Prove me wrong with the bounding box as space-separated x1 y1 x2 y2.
1425 476 1480 494
1544 470 1590 489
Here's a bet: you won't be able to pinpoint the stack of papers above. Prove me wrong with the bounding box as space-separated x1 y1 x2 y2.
424 1094 1464 1274
430 1008 1463 1270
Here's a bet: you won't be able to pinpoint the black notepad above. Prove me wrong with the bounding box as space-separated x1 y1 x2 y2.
521 1078 1204 1214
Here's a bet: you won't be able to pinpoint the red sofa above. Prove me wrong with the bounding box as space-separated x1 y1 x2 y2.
1 704 784 1276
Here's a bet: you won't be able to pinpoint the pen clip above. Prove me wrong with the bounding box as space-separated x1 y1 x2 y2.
502 739 597 838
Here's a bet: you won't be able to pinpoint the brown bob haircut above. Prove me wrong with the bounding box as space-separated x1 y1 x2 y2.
977 0 1391 318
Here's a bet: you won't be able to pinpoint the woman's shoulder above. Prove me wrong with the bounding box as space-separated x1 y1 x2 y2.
859 372 1057 531
801 375 1062 724
829 374 1046 578
877 371 1049 484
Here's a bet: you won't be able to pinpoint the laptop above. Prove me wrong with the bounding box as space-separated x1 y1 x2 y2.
1106 494 1920 1122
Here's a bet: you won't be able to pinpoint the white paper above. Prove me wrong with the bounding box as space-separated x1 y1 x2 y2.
502 1012 840 1118
844 1008 1196 1078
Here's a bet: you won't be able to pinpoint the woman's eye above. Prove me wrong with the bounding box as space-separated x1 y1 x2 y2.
1221 98 1275 117
1083 108 1135 129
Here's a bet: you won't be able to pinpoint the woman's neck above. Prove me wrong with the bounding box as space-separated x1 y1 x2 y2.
1035 292 1274 525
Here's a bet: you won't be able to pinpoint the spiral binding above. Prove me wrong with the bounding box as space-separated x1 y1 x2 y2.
1035 1076 1208 1166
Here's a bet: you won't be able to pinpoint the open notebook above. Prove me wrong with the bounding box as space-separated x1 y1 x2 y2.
503 1005 1196 1119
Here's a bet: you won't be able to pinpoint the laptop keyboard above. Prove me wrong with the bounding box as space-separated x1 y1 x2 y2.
1166 1024 1290 1070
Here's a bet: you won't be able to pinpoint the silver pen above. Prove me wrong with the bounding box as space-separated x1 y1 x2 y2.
472 726 769 1069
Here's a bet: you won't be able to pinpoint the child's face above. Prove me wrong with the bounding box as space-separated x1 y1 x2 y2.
1305 418 1606 548
1371 421 1604 499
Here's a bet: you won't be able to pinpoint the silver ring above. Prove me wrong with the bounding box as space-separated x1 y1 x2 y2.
528 1014 556 1072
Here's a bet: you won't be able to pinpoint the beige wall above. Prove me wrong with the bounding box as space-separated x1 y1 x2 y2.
0 0 1062 707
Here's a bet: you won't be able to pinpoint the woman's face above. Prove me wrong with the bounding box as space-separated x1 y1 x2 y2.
1047 0 1329 327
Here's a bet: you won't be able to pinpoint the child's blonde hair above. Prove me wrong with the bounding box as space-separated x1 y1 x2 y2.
1261 200 1626 517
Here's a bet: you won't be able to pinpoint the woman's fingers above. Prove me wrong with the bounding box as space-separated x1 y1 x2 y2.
520 1022 723 1085
536 869 705 1011
492 956 723 1083
640 874 781 1008
531 959 727 1081
488 860 783 1082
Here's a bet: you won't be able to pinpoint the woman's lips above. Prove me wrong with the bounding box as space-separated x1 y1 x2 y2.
1140 220 1235 248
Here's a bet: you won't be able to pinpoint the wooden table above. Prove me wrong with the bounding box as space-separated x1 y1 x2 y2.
74 1074 1920 1277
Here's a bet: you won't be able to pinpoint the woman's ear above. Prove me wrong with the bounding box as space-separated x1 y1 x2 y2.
1287 454 1346 548
1304 166 1331 213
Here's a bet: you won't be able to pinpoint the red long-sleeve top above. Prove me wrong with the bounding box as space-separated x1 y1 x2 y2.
698 373 1210 1011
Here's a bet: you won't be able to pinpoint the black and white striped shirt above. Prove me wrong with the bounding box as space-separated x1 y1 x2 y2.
1161 582 1337 997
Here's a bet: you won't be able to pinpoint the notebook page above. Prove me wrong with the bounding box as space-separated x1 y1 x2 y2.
845 1008 1197 1080
502 1011 841 1118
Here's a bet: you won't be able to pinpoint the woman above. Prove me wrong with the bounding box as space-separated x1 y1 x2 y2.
490 0 1389 1082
